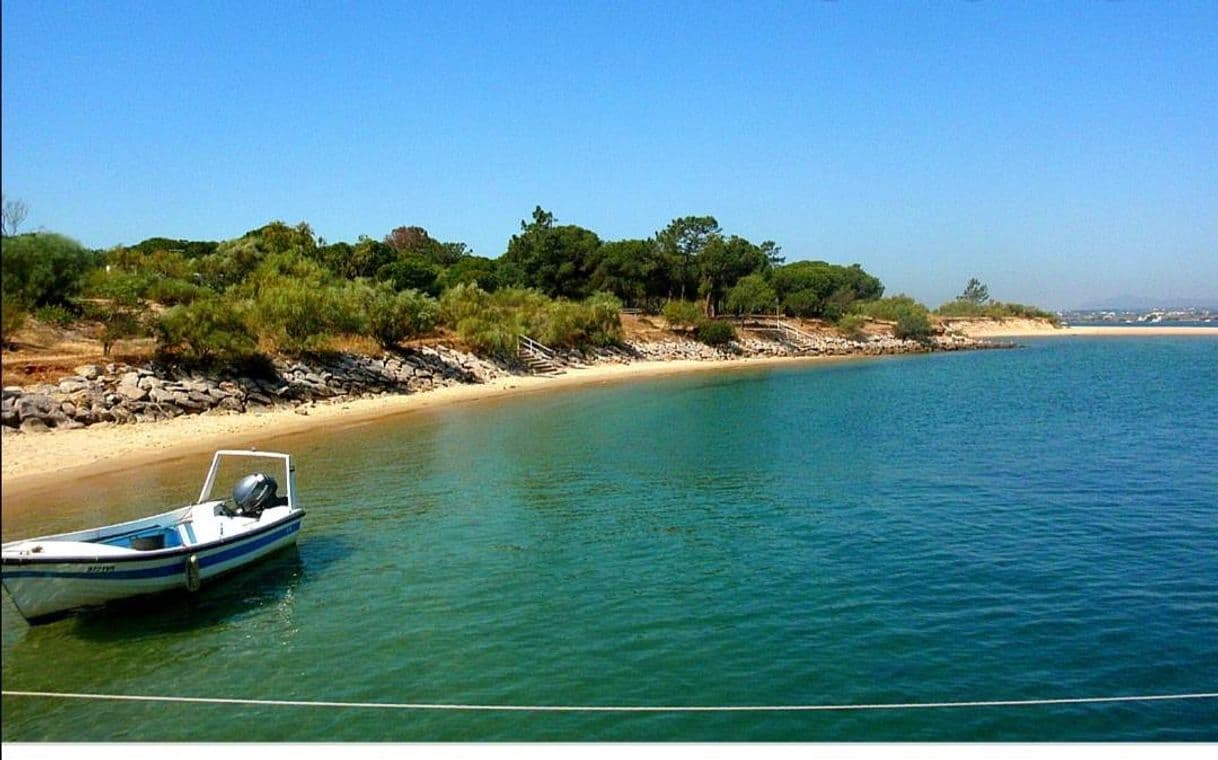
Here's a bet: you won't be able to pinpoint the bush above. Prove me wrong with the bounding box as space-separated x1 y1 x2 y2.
34 303 76 327
156 297 258 364
663 299 702 330
893 309 933 341
695 319 736 346
1 232 97 307
934 298 1059 325
146 277 205 305
363 284 438 348
837 314 867 341
2 300 27 346
856 295 928 322
248 274 365 354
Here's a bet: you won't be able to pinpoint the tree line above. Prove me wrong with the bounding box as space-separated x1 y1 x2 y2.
0 206 1055 362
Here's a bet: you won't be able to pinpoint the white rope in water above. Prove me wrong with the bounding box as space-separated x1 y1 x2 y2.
3 689 1215 713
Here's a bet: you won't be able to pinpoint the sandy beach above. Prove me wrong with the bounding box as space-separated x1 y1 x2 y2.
952 319 1218 338
0 354 839 496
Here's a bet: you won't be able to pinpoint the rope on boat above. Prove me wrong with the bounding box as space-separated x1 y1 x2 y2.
2 689 1215 713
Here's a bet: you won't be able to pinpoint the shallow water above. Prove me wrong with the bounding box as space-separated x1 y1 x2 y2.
3 337 1217 740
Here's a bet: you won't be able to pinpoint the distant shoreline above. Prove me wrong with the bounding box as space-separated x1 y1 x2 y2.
953 320 1218 338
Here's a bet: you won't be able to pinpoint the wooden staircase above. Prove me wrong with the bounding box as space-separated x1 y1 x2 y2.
775 320 821 352
518 335 564 376
739 316 821 353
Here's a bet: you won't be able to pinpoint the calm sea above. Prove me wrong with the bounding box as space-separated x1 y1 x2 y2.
3 337 1216 741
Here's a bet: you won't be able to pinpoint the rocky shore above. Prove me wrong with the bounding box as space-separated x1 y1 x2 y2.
2 332 1006 435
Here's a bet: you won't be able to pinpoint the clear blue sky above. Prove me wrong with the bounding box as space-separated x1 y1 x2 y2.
3 1 1215 309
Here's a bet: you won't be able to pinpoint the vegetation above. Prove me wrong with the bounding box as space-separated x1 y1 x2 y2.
856 296 934 341
935 279 1060 324
771 260 883 319
695 319 736 346
662 299 703 330
0 209 1059 365
836 314 868 341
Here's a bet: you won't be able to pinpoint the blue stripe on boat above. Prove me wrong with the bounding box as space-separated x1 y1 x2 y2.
2 522 300 581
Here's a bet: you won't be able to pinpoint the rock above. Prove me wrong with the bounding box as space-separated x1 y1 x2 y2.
120 371 141 386
117 384 149 402
74 365 102 380
58 378 91 394
16 394 55 420
19 417 49 434
150 387 176 404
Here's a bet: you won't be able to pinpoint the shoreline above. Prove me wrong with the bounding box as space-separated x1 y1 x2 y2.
953 321 1218 338
0 354 849 498
3 323 1214 497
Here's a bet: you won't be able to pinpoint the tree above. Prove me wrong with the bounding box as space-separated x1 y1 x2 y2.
156 296 257 364
587 238 666 308
697 235 772 316
771 260 884 317
500 206 601 299
362 283 438 348
1 232 96 308
725 274 777 316
82 274 146 356
439 256 502 291
2 196 29 236
960 278 990 305
377 256 441 295
656 215 720 300
384 225 433 253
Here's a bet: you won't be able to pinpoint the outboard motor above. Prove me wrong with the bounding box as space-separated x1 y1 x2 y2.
231 472 280 517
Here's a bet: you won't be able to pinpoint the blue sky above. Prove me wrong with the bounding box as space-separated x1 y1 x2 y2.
3 1 1215 309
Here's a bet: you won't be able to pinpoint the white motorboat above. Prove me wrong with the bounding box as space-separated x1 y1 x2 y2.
1 449 305 623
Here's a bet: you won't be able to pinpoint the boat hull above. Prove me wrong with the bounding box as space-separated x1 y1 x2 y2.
2 514 303 622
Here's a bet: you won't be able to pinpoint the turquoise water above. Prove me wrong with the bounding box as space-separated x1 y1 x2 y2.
3 337 1217 740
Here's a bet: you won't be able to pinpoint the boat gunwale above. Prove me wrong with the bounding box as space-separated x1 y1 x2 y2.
1 510 306 567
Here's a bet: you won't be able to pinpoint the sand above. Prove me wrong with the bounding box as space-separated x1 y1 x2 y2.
951 319 1218 338
0 355 837 496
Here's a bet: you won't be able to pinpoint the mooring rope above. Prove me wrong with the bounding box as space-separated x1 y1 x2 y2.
2 689 1215 713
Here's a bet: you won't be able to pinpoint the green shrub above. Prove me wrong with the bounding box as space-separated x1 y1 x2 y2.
248 275 363 354
147 277 205 305
662 299 702 329
893 309 933 341
156 297 258 364
34 303 76 327
2 300 27 346
1 232 97 307
935 298 1059 324
582 291 624 346
856 295 928 322
363 284 438 348
696 319 736 346
837 314 867 341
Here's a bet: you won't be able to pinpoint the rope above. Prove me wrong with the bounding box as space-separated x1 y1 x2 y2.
3 689 1215 713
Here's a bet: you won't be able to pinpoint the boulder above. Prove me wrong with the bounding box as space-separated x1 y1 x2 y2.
20 417 49 434
117 384 149 402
